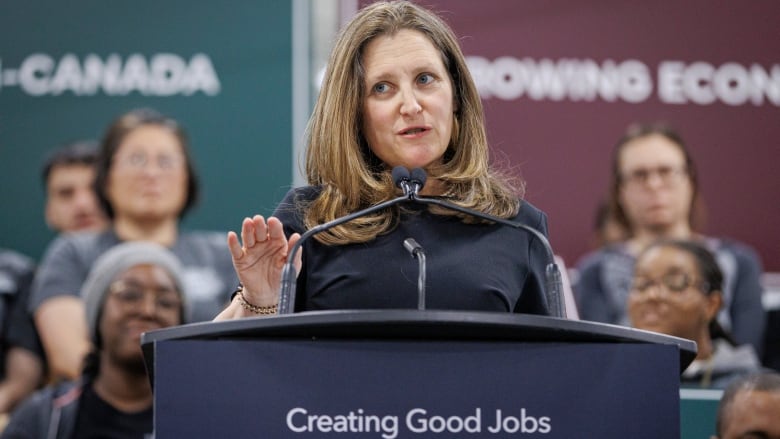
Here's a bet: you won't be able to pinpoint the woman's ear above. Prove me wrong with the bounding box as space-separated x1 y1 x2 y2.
705 291 723 322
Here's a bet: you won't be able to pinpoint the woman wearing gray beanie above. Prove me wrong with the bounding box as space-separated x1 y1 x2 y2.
31 108 237 382
2 242 186 439
81 241 189 345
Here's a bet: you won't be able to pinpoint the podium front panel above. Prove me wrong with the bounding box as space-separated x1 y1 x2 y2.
154 339 679 438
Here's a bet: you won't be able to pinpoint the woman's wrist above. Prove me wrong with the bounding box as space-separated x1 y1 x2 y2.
233 283 278 315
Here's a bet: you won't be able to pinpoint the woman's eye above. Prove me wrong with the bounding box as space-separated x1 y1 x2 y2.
418 73 434 84
373 83 389 93
128 153 147 167
118 289 144 302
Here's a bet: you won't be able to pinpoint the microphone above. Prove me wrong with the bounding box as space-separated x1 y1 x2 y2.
391 166 425 198
277 166 416 314
392 166 412 196
409 168 427 196
405 167 566 318
403 238 427 310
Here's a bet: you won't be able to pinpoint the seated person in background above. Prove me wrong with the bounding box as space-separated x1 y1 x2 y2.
576 122 766 355
627 239 762 389
0 250 44 426
590 199 629 249
31 108 236 382
216 1 552 320
761 274 780 371
712 371 780 439
2 242 186 439
41 140 108 233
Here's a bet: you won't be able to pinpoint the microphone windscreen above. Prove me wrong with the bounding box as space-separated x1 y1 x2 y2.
391 166 411 188
410 168 427 189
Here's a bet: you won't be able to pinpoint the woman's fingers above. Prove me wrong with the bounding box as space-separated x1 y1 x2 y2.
226 215 291 306
242 216 257 248
227 231 243 260
266 216 285 242
229 215 271 262
252 215 268 243
228 215 291 269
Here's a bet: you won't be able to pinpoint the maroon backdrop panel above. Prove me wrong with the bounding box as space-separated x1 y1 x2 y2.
360 0 780 270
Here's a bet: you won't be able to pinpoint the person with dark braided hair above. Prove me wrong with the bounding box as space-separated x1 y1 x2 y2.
627 239 762 389
576 122 765 356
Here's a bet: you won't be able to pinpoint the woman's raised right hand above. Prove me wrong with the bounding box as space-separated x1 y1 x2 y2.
226 215 301 308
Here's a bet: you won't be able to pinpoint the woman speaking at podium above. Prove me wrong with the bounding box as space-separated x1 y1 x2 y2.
216 1 552 320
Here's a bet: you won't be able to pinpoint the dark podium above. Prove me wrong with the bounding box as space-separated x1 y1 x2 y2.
141 310 696 438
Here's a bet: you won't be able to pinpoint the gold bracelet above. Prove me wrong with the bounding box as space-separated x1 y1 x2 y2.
235 284 278 315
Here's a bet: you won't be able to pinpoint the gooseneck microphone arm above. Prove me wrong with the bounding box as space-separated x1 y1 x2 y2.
277 166 565 318
406 168 566 318
278 167 417 314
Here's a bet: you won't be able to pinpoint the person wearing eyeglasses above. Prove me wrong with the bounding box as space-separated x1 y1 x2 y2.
2 242 186 439
29 108 237 382
574 122 766 357
628 239 762 389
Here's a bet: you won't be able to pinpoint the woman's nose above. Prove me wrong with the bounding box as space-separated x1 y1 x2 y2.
139 293 159 315
400 89 422 115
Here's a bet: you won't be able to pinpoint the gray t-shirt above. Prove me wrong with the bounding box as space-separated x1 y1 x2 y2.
30 229 238 322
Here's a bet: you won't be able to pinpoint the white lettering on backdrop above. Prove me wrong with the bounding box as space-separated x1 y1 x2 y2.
468 56 780 106
0 53 221 96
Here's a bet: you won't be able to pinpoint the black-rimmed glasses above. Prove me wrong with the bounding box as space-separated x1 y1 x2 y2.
631 271 709 295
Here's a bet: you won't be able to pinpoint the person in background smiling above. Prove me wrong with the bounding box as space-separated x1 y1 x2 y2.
627 239 762 389
575 123 765 355
2 242 186 439
31 108 236 381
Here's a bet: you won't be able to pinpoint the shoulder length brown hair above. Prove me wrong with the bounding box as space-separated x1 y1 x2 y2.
304 0 523 245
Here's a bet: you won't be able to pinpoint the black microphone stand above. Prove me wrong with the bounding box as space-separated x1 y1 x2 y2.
403 238 426 310
278 166 566 318
278 193 413 314
409 194 566 318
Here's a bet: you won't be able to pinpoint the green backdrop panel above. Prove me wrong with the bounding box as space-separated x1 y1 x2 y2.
0 1 293 260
